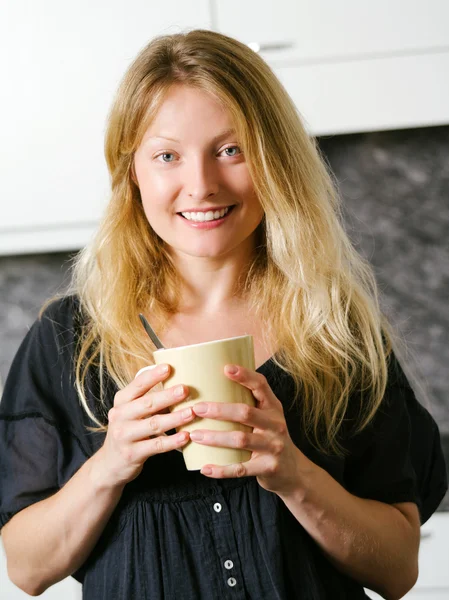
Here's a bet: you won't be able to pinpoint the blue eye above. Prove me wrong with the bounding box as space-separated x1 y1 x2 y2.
222 146 241 157
158 152 175 163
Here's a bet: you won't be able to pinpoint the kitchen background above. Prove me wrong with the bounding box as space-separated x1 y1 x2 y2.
1 1 448 599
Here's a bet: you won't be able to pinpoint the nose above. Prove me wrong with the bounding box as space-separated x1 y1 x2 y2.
185 155 219 201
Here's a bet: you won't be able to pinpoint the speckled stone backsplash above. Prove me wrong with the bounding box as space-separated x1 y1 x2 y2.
1 125 448 510
318 125 449 434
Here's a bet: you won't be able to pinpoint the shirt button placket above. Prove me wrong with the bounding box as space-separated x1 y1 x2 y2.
211 498 246 599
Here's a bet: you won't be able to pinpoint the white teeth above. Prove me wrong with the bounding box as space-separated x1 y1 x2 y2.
181 207 230 222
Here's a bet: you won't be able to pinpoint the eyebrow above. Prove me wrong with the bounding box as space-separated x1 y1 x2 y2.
147 128 236 144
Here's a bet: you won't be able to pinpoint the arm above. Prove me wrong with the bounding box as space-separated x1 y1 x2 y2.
1 449 125 596
277 454 420 600
1 365 195 596
189 365 421 600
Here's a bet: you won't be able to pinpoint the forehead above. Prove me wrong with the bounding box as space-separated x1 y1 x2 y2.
142 85 235 143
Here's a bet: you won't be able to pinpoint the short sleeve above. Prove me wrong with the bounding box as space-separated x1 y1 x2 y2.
344 352 448 525
0 297 90 529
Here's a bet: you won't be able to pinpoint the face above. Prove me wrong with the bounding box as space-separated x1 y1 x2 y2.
133 85 264 261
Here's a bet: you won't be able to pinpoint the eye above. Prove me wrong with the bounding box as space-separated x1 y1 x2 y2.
220 145 242 158
156 152 176 163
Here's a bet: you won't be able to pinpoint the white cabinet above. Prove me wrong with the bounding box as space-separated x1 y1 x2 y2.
214 0 449 61
365 512 449 599
2 1 449 256
0 0 211 255
213 0 449 136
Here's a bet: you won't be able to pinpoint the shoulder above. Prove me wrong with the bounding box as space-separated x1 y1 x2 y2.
344 349 448 522
38 293 81 332
385 349 413 391
1 294 83 416
31 294 85 354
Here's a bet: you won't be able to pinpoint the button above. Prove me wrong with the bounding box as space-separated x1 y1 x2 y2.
213 502 222 513
224 560 234 569
227 577 237 587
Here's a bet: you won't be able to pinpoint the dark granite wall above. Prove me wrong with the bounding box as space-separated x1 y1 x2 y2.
319 125 449 432
1 125 448 507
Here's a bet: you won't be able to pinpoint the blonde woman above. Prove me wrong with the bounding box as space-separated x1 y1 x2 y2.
1 30 447 600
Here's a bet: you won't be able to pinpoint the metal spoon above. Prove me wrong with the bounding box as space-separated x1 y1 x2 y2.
139 314 165 349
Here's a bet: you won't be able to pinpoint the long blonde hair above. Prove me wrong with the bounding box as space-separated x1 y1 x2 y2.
49 29 410 454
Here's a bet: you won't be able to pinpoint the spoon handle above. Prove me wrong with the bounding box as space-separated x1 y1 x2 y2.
138 314 165 350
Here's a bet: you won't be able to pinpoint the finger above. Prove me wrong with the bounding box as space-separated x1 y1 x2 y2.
127 406 196 441
191 401 276 431
114 364 171 406
223 365 281 409
200 454 268 479
189 429 270 452
121 383 190 420
132 430 190 461
134 365 159 379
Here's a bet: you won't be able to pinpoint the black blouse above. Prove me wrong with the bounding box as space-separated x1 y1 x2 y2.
0 296 447 600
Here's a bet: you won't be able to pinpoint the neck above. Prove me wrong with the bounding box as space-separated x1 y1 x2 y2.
169 243 255 316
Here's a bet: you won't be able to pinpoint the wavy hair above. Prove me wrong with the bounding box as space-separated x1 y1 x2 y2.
48 29 411 454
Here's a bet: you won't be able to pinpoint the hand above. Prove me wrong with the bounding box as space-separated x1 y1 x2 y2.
95 364 195 488
190 364 305 496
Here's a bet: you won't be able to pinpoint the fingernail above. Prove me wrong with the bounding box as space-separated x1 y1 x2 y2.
225 365 238 375
193 403 207 414
182 407 192 419
134 365 157 379
159 364 169 374
174 385 185 398
190 431 204 440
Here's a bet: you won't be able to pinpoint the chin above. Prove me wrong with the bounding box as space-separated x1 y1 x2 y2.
182 246 231 259
174 237 241 259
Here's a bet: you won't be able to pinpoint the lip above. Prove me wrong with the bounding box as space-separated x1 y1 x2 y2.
176 204 235 214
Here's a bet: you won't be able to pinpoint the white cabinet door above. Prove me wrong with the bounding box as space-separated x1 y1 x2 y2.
274 52 449 136
213 0 449 137
0 0 211 255
214 0 449 62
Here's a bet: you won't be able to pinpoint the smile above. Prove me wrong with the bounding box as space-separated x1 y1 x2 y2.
177 205 236 229
180 206 234 222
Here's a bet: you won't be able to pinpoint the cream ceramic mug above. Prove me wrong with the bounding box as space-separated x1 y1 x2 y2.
152 335 255 471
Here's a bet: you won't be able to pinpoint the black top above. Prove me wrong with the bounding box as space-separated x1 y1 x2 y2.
0 296 447 600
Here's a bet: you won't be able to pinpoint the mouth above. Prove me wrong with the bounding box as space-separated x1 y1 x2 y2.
177 205 236 223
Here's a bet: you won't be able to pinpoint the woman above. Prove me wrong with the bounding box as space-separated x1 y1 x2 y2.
0 29 447 599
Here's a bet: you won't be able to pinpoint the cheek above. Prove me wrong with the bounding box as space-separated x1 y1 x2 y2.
134 153 176 195
137 173 179 215
230 167 258 202
243 183 262 215
140 171 174 197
